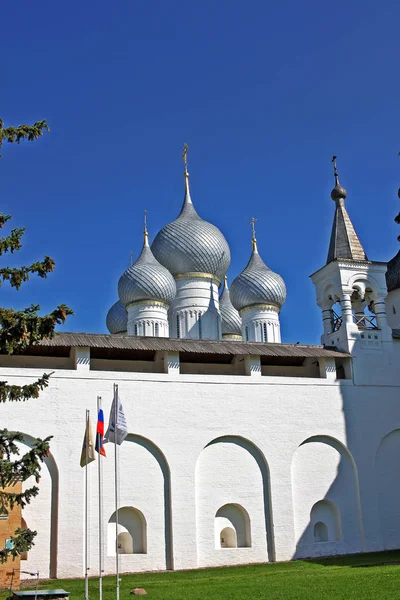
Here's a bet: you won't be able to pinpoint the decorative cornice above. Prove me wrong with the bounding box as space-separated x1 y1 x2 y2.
126 299 169 309
175 272 222 284
239 303 280 314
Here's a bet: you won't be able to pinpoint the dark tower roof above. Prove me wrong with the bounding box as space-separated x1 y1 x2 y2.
326 156 368 264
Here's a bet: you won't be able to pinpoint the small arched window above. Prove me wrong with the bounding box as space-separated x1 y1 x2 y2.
198 313 202 339
263 322 267 342
393 306 397 315
134 324 138 336
245 326 249 341
155 323 159 337
176 315 180 339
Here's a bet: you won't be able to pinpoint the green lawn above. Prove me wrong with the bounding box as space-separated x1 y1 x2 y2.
4 551 400 600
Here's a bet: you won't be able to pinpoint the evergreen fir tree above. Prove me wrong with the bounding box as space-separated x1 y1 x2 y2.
0 118 73 563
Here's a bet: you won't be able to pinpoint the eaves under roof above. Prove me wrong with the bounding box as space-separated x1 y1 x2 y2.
36 332 351 359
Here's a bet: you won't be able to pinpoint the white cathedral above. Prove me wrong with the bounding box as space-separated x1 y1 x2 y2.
2 150 400 580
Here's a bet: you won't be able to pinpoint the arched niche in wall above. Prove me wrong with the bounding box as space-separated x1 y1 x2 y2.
15 433 59 579
215 503 251 549
311 500 342 543
195 435 273 566
105 434 173 569
108 507 147 555
291 435 363 558
376 429 400 550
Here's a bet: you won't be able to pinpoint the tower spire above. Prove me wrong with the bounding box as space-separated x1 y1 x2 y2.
182 143 192 205
251 217 258 253
327 155 367 264
143 209 149 247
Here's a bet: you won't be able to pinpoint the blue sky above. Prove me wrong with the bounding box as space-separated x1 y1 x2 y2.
2 0 399 344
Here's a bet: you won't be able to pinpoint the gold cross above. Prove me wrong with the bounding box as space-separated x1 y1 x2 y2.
144 209 147 233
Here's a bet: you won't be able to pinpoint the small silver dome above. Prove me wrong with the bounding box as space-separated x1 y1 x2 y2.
230 242 287 311
151 174 231 279
220 277 242 336
106 300 127 334
118 233 176 307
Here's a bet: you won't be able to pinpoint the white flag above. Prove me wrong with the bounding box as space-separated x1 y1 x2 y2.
105 394 128 445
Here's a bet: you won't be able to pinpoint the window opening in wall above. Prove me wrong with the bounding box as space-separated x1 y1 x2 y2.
393 306 396 315
0 511 8 520
314 521 329 542
198 313 202 339
336 364 346 380
134 324 138 336
155 323 159 336
245 326 249 341
263 322 267 342
176 315 180 339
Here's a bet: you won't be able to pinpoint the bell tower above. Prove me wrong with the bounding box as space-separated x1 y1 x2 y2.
311 157 392 354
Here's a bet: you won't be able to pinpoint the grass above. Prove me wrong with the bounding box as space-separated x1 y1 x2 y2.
3 551 400 600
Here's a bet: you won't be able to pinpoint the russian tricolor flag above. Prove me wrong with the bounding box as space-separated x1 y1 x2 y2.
95 408 106 457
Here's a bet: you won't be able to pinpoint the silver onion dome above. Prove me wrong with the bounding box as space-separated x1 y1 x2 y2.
151 165 231 279
118 230 176 307
220 276 242 336
230 239 287 311
106 300 128 334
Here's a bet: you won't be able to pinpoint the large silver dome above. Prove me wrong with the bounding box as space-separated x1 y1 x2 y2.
106 300 128 334
230 242 287 311
220 277 242 336
151 174 231 279
118 234 176 307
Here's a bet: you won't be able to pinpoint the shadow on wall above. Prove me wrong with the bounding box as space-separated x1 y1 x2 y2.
291 380 400 561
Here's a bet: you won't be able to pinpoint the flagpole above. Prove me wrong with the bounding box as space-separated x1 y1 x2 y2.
97 397 104 600
85 409 90 600
114 384 120 600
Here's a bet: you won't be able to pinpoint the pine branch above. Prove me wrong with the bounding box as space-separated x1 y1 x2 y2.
0 119 50 156
0 304 73 355
0 228 25 256
0 256 55 289
0 374 52 403
0 528 37 564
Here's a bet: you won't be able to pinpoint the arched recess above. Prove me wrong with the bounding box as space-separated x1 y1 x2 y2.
118 434 173 570
311 500 342 543
291 435 363 558
215 504 251 548
108 507 147 555
376 429 400 550
195 435 274 565
16 433 59 579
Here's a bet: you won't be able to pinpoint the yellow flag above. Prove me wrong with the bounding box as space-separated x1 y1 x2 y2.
80 415 96 467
